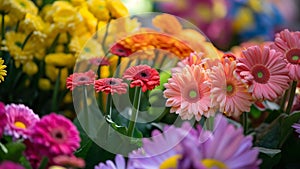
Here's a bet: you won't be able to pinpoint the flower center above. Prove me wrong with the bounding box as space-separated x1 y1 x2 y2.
14 121 26 129
227 84 233 93
52 129 65 142
78 76 88 82
189 90 197 98
251 64 270 84
140 71 148 78
183 85 200 103
201 159 228 169
286 48 300 64
109 80 117 85
159 155 181 169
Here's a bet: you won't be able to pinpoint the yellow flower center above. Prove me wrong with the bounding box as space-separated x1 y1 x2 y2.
202 159 228 169
14 121 27 129
159 155 181 169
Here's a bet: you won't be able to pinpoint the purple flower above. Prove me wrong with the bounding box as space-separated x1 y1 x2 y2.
94 154 131 169
0 102 7 139
4 104 39 139
292 121 300 138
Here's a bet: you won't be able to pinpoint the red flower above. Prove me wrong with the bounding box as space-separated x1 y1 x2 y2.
123 65 160 92
66 70 96 91
110 43 132 57
94 78 128 95
89 57 110 66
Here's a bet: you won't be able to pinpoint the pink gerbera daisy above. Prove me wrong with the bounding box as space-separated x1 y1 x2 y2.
66 70 97 91
30 113 80 156
0 102 7 138
89 57 110 66
210 60 253 117
110 43 132 57
5 104 39 139
94 78 128 95
53 155 85 169
236 46 290 101
172 52 204 73
271 29 300 80
164 65 213 121
123 65 160 92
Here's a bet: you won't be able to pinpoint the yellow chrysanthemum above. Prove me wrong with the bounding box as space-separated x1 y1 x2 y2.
21 13 45 33
0 58 7 83
233 7 254 33
38 78 52 90
69 36 104 59
70 0 87 7
78 6 97 34
22 61 38 76
87 0 110 21
8 0 38 20
5 31 35 67
0 0 10 12
106 0 129 18
45 53 75 68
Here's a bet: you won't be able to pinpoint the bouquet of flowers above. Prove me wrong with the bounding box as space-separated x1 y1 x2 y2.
1 0 300 169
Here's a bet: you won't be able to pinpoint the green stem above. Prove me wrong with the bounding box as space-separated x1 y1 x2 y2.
127 87 142 137
242 112 248 135
285 81 298 114
47 33 60 53
15 20 19 32
106 93 112 117
21 31 33 50
115 56 122 77
82 86 89 131
101 16 111 51
1 12 5 40
280 88 289 111
205 116 214 131
51 68 61 112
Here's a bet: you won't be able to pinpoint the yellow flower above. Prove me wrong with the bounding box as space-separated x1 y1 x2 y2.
87 0 110 21
233 7 254 33
70 0 87 7
106 0 129 18
45 53 75 68
5 31 35 67
100 65 110 78
69 36 104 59
63 92 73 104
21 13 45 34
22 61 38 76
0 0 10 12
38 78 52 90
152 14 182 34
8 0 38 20
0 58 7 83
78 6 97 34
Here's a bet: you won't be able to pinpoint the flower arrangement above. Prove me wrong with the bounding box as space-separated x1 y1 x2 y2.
1 1 300 169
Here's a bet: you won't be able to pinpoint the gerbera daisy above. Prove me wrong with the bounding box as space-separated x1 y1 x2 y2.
271 29 300 80
292 121 300 138
89 57 110 66
30 113 80 156
0 58 7 83
236 46 290 101
210 61 253 117
123 65 160 92
94 78 128 95
66 70 97 91
53 155 85 169
110 43 132 57
164 65 213 121
171 52 204 73
5 104 39 139
94 154 131 169
0 102 7 138
177 114 261 169
0 161 25 169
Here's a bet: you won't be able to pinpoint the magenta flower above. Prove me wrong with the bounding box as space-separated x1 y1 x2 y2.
292 121 300 138
53 155 85 169
236 46 290 101
271 29 300 80
123 65 160 92
94 78 128 95
110 43 132 57
66 70 97 91
0 161 25 169
0 102 7 138
5 104 39 139
30 113 80 156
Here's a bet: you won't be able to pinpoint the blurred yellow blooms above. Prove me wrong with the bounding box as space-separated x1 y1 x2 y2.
63 92 73 104
87 0 110 21
78 7 98 34
106 0 129 18
21 13 45 34
0 58 7 83
45 53 75 68
233 7 254 33
38 78 52 90
22 61 38 76
7 0 38 21
100 65 110 78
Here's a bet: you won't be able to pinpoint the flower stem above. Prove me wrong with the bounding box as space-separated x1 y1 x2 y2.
285 81 298 114
280 88 289 111
82 86 89 131
101 16 111 51
1 12 5 40
106 93 112 117
51 68 61 112
21 31 33 50
115 56 122 77
242 112 248 135
127 87 142 137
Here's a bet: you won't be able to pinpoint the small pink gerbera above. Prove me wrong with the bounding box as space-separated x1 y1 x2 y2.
5 104 39 139
210 61 253 117
89 57 110 66
271 29 300 80
123 65 160 92
53 155 85 169
164 65 213 121
0 102 7 138
94 78 128 95
172 52 204 73
30 113 80 157
236 46 290 101
66 70 97 91
110 43 132 57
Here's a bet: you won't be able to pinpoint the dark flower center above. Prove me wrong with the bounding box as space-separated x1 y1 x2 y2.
78 76 88 81
251 64 270 84
286 48 300 64
55 132 63 139
109 80 117 85
52 130 65 142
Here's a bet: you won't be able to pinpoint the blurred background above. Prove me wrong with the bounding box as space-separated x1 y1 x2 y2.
122 0 300 50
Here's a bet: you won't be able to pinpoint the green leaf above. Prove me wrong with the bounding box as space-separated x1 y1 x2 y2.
0 142 26 162
38 157 49 169
105 115 128 135
258 147 281 158
73 118 93 159
250 105 262 119
19 156 33 169
279 111 300 146
259 150 281 169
